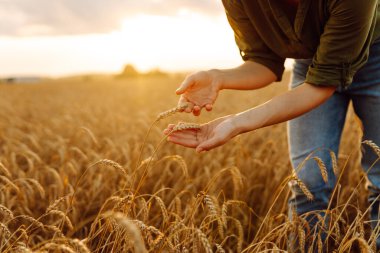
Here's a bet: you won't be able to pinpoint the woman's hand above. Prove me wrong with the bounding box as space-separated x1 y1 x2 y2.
165 83 335 153
176 70 222 116
164 115 240 153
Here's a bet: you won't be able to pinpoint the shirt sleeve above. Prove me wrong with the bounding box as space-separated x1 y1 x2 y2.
306 0 378 89
222 0 286 82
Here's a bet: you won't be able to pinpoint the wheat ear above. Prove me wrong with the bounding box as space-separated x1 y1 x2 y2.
291 176 314 201
330 151 339 176
172 122 201 132
312 157 328 183
363 140 380 157
156 104 188 122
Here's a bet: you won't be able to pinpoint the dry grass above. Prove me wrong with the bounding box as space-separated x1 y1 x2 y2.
0 73 377 252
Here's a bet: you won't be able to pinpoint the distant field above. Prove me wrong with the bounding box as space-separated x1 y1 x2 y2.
0 73 373 252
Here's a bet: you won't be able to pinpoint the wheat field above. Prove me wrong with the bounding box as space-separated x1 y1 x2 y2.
0 73 378 252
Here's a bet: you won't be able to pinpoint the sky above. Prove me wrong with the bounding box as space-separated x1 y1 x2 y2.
0 0 292 77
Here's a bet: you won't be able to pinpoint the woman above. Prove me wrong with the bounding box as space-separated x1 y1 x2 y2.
164 0 380 250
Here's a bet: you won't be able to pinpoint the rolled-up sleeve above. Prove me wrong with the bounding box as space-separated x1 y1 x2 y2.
222 0 285 81
306 0 378 88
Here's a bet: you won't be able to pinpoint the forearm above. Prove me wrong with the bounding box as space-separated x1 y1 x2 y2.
213 61 277 90
232 83 336 133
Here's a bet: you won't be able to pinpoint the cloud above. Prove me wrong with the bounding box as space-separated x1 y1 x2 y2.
0 0 224 36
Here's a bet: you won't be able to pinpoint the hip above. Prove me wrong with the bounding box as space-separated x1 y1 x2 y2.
291 39 380 92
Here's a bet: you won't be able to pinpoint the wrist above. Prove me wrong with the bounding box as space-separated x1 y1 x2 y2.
207 69 226 90
230 109 264 136
228 113 251 136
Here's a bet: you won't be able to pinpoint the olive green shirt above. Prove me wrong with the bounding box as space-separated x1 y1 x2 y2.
222 0 380 88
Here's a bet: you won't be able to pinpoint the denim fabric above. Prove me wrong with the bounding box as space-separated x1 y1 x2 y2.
287 39 380 251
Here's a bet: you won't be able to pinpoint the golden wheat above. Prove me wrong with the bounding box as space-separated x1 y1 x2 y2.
298 226 306 253
363 140 380 157
172 122 201 132
156 104 188 122
330 151 339 176
0 205 14 221
0 76 378 252
290 176 314 201
312 157 328 183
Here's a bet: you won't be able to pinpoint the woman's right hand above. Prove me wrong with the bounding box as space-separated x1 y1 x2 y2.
176 70 223 116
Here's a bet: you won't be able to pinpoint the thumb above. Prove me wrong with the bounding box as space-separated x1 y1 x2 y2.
176 77 194 95
196 136 222 153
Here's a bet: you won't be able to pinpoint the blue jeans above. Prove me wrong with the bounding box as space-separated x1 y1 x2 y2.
288 39 380 249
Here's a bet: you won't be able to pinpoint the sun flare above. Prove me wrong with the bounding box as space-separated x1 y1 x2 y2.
117 12 242 72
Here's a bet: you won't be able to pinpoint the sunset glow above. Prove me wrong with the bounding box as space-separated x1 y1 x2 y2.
0 11 244 77
0 2 293 77
117 12 242 72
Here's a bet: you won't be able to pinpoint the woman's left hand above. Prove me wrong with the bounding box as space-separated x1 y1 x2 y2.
163 115 240 153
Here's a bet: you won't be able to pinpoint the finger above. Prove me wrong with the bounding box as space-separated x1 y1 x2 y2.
193 110 201 116
205 104 213 111
185 103 194 113
193 106 201 116
196 137 223 153
163 124 176 135
167 135 199 148
176 76 194 95
193 105 201 112
178 96 189 111
163 124 176 131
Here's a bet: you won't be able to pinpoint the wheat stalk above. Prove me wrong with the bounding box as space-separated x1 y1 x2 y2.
38 243 76 253
172 122 201 132
67 238 91 253
203 194 218 217
156 104 188 122
0 205 14 221
153 196 169 224
158 155 188 177
43 225 65 237
215 243 226 253
16 215 45 230
132 219 164 249
312 157 328 183
0 176 20 193
315 233 322 253
363 140 380 157
13 243 32 253
94 159 129 177
104 213 148 253
195 228 213 253
298 225 306 253
330 151 339 176
114 194 134 212
0 222 11 240
230 217 244 252
0 163 11 178
201 194 225 238
291 176 314 201
43 210 74 231
46 194 72 213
